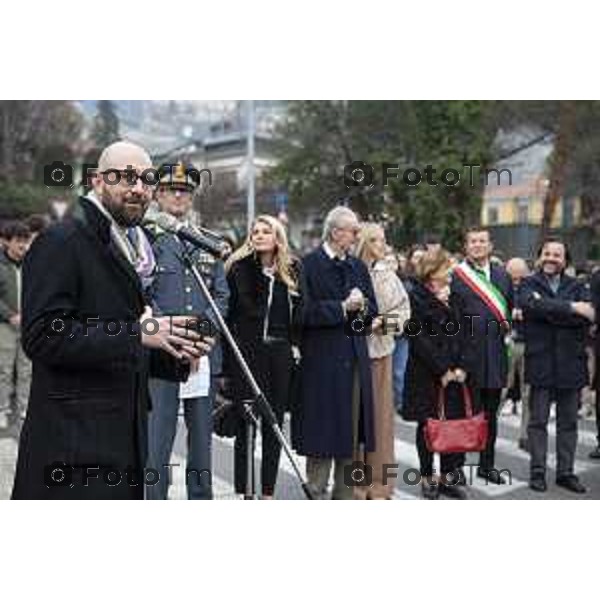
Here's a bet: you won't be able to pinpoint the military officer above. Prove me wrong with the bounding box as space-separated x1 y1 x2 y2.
146 163 229 500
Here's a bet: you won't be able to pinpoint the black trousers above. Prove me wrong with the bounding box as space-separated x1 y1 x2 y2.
234 339 293 496
529 387 579 478
416 422 464 478
416 383 465 478
478 388 502 471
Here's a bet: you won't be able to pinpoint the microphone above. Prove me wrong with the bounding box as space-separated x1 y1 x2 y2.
144 211 227 258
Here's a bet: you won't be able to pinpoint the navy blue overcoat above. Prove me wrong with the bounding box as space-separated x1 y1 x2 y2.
520 271 590 389
293 247 377 458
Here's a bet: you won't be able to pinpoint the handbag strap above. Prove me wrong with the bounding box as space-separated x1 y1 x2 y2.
436 383 474 420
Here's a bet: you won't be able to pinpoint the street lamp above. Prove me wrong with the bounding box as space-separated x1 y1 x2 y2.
246 99 255 233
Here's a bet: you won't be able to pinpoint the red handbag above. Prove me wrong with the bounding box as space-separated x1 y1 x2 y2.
424 384 488 453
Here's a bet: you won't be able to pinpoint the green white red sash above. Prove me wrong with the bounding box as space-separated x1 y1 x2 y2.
453 261 510 323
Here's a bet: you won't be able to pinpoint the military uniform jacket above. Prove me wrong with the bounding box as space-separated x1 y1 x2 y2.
146 223 229 375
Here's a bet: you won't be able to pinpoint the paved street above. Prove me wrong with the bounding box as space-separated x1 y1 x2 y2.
169 404 600 500
2 405 600 500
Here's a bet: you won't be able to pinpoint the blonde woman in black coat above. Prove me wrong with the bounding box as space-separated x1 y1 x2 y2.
224 215 303 499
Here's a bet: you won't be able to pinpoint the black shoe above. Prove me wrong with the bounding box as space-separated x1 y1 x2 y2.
529 477 547 493
421 481 439 500
588 446 600 460
518 438 529 452
476 467 506 485
439 482 467 499
455 467 468 486
441 469 466 487
556 475 587 494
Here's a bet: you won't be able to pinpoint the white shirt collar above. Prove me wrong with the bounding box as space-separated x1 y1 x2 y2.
323 241 346 261
468 259 491 279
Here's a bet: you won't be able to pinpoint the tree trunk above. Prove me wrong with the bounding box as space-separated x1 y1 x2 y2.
540 101 577 241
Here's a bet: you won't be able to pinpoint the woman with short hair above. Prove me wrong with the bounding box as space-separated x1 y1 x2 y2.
402 248 468 500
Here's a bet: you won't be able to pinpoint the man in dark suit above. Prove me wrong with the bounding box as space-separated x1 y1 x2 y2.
295 206 377 500
450 227 513 484
521 239 592 493
11 141 212 500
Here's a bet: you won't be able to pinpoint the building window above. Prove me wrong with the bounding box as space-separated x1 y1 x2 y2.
517 204 528 224
487 207 499 225
563 197 575 228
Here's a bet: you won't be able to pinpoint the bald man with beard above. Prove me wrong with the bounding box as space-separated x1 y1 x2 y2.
11 141 213 499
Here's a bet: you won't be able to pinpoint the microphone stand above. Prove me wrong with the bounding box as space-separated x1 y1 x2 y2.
179 243 313 500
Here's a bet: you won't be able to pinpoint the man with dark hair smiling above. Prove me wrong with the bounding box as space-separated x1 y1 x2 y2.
520 238 593 494
11 141 213 500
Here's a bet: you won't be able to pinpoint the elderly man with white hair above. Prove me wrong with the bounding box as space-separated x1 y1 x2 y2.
12 141 212 499
504 257 530 450
292 206 378 499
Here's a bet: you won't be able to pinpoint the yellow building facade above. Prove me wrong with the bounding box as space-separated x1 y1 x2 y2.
481 177 581 228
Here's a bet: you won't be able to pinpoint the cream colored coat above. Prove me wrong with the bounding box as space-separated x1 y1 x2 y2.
367 261 411 359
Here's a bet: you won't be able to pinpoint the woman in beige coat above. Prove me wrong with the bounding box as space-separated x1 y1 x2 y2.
355 223 411 499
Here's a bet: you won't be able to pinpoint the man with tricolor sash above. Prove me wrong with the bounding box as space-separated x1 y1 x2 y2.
451 227 513 485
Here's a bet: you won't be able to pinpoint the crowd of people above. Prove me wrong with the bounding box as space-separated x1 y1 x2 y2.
220 207 600 499
4 139 600 500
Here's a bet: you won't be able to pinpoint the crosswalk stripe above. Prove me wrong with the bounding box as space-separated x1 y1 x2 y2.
215 433 421 499
391 437 529 497
169 409 600 499
215 430 529 499
397 414 600 477
167 451 237 500
392 488 419 500
492 436 598 474
499 413 599 448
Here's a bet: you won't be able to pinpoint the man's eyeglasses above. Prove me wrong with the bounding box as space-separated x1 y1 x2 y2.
337 225 360 235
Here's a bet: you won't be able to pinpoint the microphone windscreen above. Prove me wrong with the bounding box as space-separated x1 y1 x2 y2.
143 210 179 233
